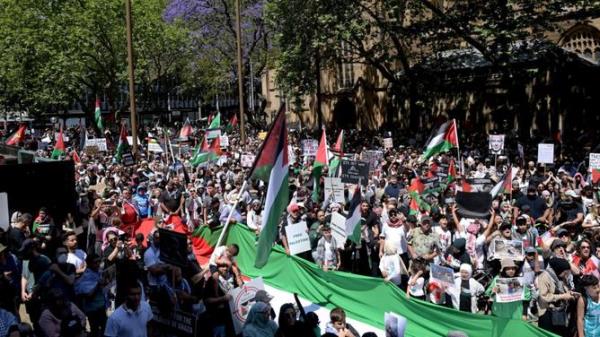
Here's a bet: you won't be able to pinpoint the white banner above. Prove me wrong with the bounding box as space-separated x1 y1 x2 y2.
228 277 265 335
286 221 311 255
301 139 318 156
0 193 9 231
84 138 108 151
220 135 229 147
537 143 554 164
495 277 525 303
330 212 347 245
324 177 345 204
590 153 600 170
126 136 141 146
488 135 505 154
147 140 164 153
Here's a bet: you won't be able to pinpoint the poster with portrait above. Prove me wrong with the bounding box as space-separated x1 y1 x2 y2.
495 277 525 303
429 263 455 285
228 277 265 335
384 312 407 337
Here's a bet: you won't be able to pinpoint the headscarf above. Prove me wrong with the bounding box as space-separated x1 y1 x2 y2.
459 263 472 278
242 302 278 337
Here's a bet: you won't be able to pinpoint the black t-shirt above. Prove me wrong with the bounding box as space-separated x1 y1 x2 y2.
159 186 183 212
459 279 472 312
6 227 25 254
515 195 547 219
554 201 583 223
29 254 52 283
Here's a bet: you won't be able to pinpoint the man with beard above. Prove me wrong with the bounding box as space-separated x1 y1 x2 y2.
514 185 550 223
553 190 584 237
159 177 184 217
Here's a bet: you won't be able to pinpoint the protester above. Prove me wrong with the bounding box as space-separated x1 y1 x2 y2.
242 302 278 337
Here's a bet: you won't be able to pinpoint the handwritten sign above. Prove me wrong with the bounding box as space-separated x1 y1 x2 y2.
286 221 311 255
537 143 554 164
301 139 318 156
324 177 345 204
590 153 600 170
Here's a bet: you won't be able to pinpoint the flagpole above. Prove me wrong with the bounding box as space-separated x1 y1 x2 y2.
211 180 248 254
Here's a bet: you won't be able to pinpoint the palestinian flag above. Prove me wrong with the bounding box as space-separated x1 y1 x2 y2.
250 106 289 268
71 150 81 164
462 181 473 192
208 112 221 129
94 98 104 132
225 114 238 133
311 129 329 202
51 127 66 159
179 118 193 140
345 185 362 244
409 197 420 215
5 124 26 146
408 177 425 195
448 159 457 183
490 167 514 198
421 119 459 160
593 169 600 185
191 136 222 166
332 130 344 155
191 223 225 265
114 124 130 163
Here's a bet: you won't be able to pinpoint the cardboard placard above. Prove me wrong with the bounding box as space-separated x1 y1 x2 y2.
147 139 164 153
285 221 311 255
324 177 345 204
0 193 9 231
84 138 107 151
590 153 600 170
340 160 369 186
126 136 141 146
158 228 188 267
329 212 348 245
301 139 318 156
495 277 525 303
122 153 135 167
383 138 393 149
491 239 524 261
240 154 256 168
489 135 505 154
537 143 554 164
430 263 454 285
228 277 265 335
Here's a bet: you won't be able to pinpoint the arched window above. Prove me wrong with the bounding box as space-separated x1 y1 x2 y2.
561 25 600 63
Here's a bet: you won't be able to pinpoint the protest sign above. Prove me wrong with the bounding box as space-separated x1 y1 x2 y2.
285 221 311 255
151 303 198 336
206 128 221 139
147 139 164 153
228 277 265 335
383 138 393 149
220 134 229 147
324 177 345 204
495 277 525 303
84 138 108 152
590 153 600 170
489 135 505 154
491 239 524 261
240 154 256 167
430 263 454 285
0 193 8 231
384 312 407 337
301 139 318 156
537 143 554 164
121 153 135 167
330 212 348 245
340 160 369 186
158 228 189 267
126 136 141 146
455 191 492 219
363 150 384 171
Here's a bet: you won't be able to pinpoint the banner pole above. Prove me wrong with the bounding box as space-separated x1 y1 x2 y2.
211 180 248 255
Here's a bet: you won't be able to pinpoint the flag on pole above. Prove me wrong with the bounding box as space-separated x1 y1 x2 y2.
114 124 130 163
332 130 344 155
5 124 26 146
225 114 238 133
71 150 81 164
311 129 329 202
490 167 514 198
328 130 344 177
345 185 362 244
179 118 193 140
208 112 221 129
94 99 104 132
190 136 222 166
51 127 66 159
250 106 289 268
448 159 457 183
421 119 459 160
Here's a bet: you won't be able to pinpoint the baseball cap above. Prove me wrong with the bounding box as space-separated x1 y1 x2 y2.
253 290 274 303
551 239 566 250
421 216 432 224
525 246 537 254
287 203 300 213
556 228 569 237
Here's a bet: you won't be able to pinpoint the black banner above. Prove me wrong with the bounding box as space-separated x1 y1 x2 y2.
456 191 492 219
151 303 198 337
340 160 369 186
158 228 189 267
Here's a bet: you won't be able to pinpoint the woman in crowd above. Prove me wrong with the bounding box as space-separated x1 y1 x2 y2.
242 302 278 337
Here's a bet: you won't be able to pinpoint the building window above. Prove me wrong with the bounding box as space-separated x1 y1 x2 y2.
561 25 600 63
337 41 354 90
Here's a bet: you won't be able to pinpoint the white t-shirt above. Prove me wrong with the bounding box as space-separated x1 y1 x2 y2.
409 277 425 297
380 223 408 255
379 254 402 285
209 246 236 266
67 249 87 271
324 240 334 263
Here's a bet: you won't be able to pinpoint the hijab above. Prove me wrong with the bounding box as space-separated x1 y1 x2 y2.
242 302 278 337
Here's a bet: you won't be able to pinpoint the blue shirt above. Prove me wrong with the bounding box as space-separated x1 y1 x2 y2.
104 301 153 337
144 246 167 286
0 308 17 337
133 194 150 218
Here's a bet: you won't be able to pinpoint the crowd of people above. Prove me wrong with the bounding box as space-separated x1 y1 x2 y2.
0 115 600 337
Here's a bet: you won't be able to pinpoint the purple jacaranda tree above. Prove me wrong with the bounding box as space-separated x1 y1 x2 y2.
164 0 269 117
